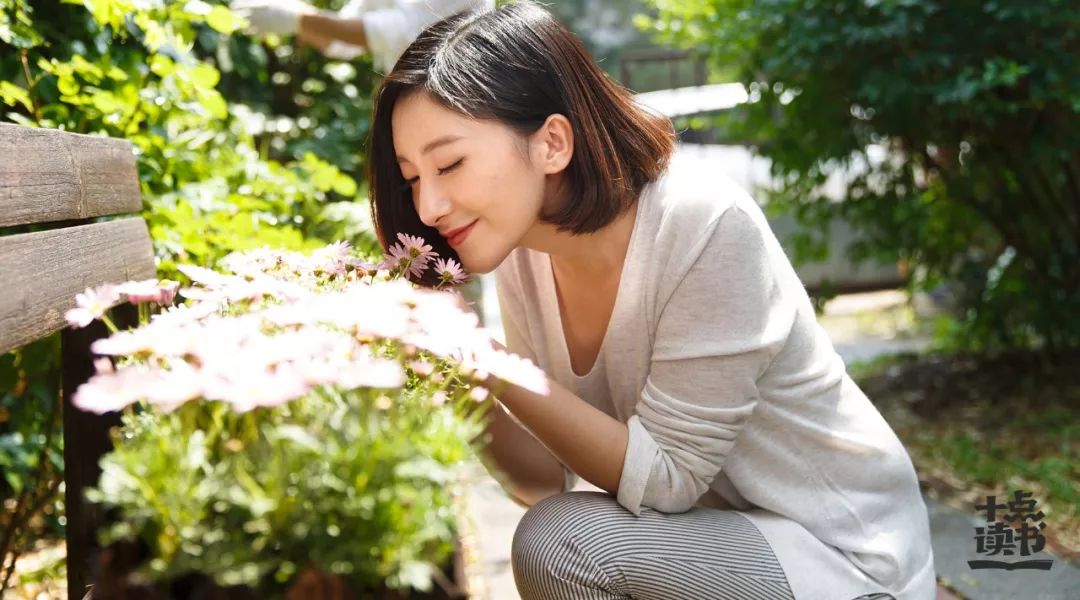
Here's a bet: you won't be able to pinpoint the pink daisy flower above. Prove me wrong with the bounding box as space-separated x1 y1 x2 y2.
320 240 352 260
310 241 352 276
396 232 434 260
141 360 204 411
433 257 468 287
201 361 311 412
408 360 435 377
116 279 180 306
380 242 409 274
480 349 549 396
221 247 305 278
395 233 436 279
177 264 231 288
344 256 380 278
469 386 490 402
91 328 157 356
336 357 407 390
72 364 157 414
65 284 122 328
93 357 114 375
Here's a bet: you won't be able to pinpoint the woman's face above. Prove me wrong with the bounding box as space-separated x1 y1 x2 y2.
391 90 568 274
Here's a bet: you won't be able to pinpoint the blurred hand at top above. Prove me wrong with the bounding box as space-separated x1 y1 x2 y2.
231 0 317 36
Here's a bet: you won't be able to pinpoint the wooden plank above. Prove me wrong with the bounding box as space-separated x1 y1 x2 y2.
0 218 155 354
0 123 141 228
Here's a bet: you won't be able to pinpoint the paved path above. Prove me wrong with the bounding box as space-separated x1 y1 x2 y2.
926 498 1080 600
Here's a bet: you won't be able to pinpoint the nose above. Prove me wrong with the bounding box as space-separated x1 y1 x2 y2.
413 180 452 229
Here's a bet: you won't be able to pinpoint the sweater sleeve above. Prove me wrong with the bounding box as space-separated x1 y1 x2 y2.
361 0 481 72
494 268 579 494
616 205 797 515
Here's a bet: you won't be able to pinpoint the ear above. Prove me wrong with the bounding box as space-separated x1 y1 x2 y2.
530 114 574 175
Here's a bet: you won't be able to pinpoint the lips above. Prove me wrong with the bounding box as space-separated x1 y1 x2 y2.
443 220 477 248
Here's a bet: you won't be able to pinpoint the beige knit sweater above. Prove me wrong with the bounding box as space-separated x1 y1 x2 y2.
494 169 936 599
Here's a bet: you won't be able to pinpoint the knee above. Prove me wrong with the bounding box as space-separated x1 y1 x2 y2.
511 492 580 574
511 492 618 581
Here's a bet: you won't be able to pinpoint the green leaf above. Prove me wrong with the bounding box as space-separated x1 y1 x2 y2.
197 89 227 119
149 54 174 78
205 5 244 34
188 63 221 89
332 173 357 197
56 75 80 97
0 81 33 112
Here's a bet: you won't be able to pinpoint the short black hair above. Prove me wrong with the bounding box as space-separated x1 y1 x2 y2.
367 0 676 286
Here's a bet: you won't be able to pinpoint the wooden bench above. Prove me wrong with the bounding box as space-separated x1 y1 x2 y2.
0 122 156 600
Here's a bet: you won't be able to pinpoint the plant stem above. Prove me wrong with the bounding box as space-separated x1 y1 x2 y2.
19 49 41 120
101 312 119 334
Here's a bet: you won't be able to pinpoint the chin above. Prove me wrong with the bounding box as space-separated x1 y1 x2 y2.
459 246 511 276
459 256 496 276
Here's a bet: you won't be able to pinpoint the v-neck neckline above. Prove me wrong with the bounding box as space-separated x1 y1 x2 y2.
543 194 646 381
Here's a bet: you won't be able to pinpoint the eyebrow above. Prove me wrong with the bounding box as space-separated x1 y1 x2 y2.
396 135 464 162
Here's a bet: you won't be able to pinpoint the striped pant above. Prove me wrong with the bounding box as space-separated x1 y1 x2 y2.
511 491 796 600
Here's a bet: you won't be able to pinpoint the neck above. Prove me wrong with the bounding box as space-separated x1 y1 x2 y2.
524 201 638 281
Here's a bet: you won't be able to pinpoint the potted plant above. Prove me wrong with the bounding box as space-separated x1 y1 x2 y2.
65 236 544 598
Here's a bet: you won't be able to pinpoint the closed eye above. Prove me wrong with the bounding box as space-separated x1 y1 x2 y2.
437 158 464 175
400 159 464 191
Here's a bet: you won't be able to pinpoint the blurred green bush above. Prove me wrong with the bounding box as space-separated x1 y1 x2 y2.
1 0 382 587
640 0 1080 352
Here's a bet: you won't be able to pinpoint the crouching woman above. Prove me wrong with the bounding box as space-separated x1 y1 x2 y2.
366 2 936 598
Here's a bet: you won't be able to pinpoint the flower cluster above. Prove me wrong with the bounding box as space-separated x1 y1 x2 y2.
65 279 180 328
68 239 544 415
369 232 470 286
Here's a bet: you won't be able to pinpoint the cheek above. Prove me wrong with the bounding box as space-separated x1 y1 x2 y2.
480 168 544 224
458 152 543 247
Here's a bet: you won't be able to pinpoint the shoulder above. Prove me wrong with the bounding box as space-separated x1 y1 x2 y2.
645 174 800 362
643 169 775 291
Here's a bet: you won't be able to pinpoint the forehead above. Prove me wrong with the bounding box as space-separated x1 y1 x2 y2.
392 92 470 146
391 91 512 160
393 90 462 126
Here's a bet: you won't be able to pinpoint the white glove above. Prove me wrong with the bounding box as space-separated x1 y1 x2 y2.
231 0 316 36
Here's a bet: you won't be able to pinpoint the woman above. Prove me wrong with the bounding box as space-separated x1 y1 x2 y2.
367 2 936 599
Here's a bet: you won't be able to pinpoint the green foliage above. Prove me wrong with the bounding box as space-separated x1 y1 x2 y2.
92 383 481 593
2 0 384 589
641 0 1080 352
0 334 65 584
1 0 380 274
0 337 59 503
